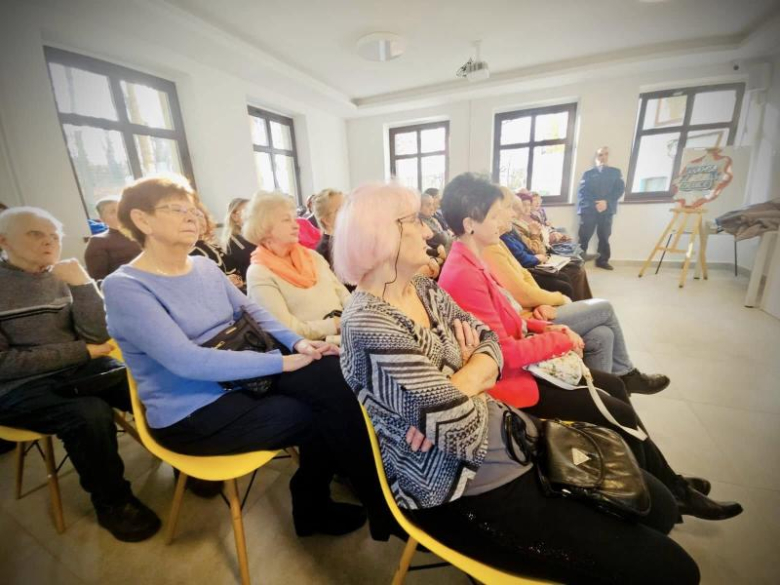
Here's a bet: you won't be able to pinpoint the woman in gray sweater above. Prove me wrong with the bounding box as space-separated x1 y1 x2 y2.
334 182 699 585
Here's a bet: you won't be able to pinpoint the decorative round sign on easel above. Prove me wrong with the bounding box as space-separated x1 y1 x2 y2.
670 147 733 209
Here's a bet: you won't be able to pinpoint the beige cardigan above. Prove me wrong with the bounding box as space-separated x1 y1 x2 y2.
246 250 351 341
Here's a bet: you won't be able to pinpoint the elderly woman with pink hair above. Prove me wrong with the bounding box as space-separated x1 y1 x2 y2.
333 182 700 585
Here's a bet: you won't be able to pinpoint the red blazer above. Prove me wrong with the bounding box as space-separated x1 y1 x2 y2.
439 241 573 407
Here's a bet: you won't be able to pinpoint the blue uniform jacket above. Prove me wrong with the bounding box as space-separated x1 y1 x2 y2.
577 166 625 215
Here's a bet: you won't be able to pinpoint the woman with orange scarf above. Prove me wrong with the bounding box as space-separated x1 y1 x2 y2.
244 192 350 344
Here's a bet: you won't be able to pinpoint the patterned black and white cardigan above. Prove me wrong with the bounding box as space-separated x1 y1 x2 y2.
340 275 503 509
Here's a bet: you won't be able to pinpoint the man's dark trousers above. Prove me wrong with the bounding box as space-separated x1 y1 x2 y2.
579 209 614 264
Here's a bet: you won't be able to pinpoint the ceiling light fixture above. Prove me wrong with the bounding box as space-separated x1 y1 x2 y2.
356 33 405 62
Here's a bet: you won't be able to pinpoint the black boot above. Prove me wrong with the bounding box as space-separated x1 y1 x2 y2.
676 484 743 521
683 476 711 496
293 500 367 537
290 472 366 537
96 496 161 542
620 369 670 395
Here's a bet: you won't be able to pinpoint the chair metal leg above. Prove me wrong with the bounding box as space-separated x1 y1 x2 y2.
734 239 738 277
392 537 419 585
42 437 65 533
14 441 25 500
226 478 251 585
166 470 188 544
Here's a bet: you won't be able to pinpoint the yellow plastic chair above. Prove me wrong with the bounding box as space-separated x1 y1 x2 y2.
127 370 278 585
360 406 554 585
0 425 65 533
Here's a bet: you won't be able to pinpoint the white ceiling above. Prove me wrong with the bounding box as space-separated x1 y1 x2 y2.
165 0 780 105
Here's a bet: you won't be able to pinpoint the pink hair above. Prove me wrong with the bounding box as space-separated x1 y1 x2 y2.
332 182 420 285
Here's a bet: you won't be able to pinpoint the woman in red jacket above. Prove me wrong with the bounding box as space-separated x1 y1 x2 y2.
438 173 741 521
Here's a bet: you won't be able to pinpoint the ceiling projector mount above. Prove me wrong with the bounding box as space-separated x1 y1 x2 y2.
456 40 490 82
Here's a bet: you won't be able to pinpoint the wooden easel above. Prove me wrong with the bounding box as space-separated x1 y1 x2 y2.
638 206 708 288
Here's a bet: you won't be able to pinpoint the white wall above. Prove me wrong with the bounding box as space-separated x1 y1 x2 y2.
0 0 351 259
347 61 779 266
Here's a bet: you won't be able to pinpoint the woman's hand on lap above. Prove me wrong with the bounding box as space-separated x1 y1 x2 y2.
282 353 315 372
307 339 340 356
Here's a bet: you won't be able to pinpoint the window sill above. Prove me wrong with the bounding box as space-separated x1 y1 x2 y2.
623 195 675 205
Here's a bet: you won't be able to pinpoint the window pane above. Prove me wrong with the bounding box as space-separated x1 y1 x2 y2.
421 155 446 191
394 158 418 190
49 63 118 120
274 154 297 198
121 81 174 129
249 116 269 146
420 127 446 153
685 129 728 149
531 144 565 196
690 90 737 125
643 95 687 129
270 121 292 150
498 148 530 191
62 125 133 216
500 117 531 145
631 132 680 192
394 131 417 155
134 135 183 175
254 152 275 191
534 112 569 142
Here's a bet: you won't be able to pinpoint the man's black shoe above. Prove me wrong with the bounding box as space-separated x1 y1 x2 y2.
620 369 670 395
96 496 161 542
595 261 615 270
676 486 743 521
684 476 712 496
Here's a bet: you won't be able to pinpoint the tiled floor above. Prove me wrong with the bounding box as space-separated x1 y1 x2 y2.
2 265 778 584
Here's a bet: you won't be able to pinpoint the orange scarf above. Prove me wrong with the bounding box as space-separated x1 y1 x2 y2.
251 243 318 288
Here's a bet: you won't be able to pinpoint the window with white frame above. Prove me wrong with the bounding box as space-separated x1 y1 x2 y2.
389 121 449 192
248 106 301 204
626 83 744 201
44 47 194 219
492 103 577 204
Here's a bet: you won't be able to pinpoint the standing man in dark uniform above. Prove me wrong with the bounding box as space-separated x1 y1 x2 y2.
577 146 624 270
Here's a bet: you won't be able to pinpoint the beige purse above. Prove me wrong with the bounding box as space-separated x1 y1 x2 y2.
526 353 648 441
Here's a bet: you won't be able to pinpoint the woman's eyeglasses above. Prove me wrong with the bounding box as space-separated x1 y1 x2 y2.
155 204 205 220
396 213 423 228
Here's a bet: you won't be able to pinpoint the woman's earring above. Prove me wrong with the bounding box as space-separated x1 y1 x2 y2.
470 229 475 235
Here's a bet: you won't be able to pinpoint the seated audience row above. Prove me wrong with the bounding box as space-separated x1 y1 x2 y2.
0 173 742 585
333 178 742 584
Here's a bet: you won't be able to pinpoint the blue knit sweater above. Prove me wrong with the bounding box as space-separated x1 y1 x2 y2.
103 257 302 428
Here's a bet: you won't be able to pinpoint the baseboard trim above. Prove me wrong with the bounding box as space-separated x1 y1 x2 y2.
605 259 752 277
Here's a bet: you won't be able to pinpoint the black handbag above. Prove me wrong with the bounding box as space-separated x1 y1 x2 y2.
537 419 651 520
501 411 651 521
200 309 282 395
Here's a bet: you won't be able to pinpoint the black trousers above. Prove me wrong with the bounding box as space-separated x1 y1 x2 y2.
408 470 699 584
0 357 133 508
150 356 396 540
524 370 682 493
579 209 614 263
530 263 592 301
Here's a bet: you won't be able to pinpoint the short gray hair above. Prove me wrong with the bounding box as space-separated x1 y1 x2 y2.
242 191 296 244
95 196 119 217
0 206 63 237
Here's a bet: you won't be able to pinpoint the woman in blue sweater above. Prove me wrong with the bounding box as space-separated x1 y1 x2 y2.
103 174 389 539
